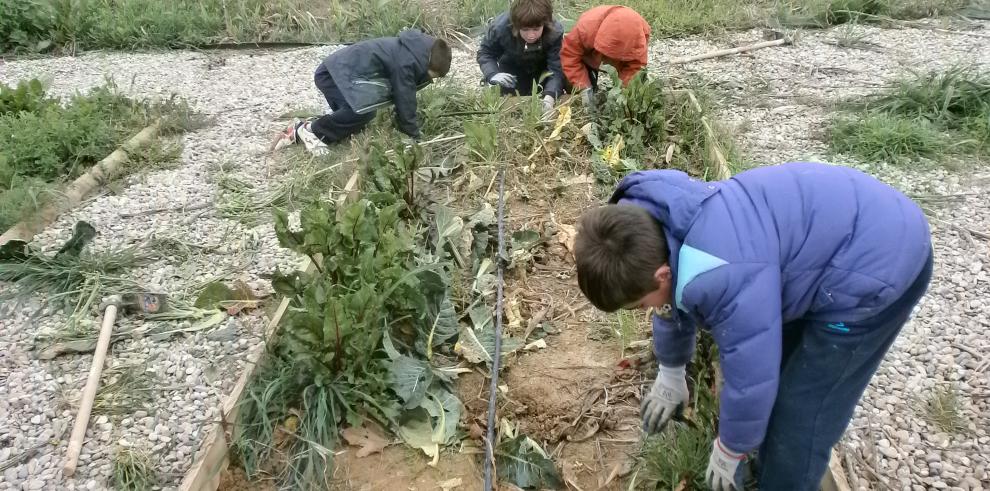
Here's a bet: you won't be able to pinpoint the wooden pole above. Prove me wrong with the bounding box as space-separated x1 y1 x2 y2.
668 38 791 65
63 302 118 477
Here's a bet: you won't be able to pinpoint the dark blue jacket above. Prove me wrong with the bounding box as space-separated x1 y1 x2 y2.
610 162 931 452
321 29 435 138
477 13 565 98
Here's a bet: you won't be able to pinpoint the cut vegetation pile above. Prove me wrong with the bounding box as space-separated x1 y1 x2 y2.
829 66 990 165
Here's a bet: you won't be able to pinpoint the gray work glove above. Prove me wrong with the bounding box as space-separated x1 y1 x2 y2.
706 437 747 491
641 364 689 434
581 88 597 116
489 72 517 89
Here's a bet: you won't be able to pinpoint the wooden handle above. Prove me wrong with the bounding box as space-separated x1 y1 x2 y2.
63 304 118 477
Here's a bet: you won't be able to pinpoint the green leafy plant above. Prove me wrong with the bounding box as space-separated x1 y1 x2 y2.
111 446 158 490
235 146 471 488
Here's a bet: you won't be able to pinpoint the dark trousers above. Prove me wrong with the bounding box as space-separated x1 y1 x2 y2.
756 250 934 490
311 66 376 145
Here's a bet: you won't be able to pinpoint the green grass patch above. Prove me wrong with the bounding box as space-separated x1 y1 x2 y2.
828 66 990 165
1 0 504 54
829 114 947 163
0 78 201 231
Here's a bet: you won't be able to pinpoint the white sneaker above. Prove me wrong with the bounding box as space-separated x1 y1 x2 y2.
296 122 329 156
270 119 304 151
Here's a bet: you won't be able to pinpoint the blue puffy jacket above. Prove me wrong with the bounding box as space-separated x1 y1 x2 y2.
610 162 931 453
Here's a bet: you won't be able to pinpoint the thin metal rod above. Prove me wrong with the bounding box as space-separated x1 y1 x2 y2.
483 163 507 490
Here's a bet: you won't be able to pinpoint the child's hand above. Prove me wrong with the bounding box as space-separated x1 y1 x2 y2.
641 364 689 434
706 437 747 491
489 73 517 89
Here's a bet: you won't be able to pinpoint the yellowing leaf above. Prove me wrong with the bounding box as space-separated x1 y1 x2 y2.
548 105 572 140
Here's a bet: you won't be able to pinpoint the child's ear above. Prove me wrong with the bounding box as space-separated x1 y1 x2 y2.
653 264 672 284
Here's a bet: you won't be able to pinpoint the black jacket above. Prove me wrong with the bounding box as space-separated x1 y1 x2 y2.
477 13 565 98
321 29 434 138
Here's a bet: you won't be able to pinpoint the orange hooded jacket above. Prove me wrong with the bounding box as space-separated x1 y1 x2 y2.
560 5 651 90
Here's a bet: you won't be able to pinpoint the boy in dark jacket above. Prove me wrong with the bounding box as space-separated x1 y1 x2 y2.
275 29 451 153
477 0 564 114
575 162 933 490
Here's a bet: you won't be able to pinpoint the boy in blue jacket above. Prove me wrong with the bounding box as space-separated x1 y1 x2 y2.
476 0 565 115
574 162 933 490
274 29 451 153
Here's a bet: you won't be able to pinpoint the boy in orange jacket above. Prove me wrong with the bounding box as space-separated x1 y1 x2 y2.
560 5 650 111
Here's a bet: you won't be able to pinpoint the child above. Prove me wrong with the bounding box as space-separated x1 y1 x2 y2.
574 162 933 490
275 29 452 153
476 0 565 114
559 5 650 108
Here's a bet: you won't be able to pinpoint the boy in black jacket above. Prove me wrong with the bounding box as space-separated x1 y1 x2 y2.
477 0 564 115
275 29 452 153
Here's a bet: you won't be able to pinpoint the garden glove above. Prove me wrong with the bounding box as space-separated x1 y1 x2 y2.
641 364 689 434
489 72 517 89
706 437 747 491
581 88 597 116
541 95 555 113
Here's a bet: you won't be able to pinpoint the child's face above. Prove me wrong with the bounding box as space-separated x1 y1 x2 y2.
519 25 544 44
624 264 673 310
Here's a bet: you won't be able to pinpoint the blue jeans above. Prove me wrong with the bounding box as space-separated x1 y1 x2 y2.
756 250 934 490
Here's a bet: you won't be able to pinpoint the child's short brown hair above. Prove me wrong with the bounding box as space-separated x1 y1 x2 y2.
428 38 452 77
510 0 554 33
575 205 669 312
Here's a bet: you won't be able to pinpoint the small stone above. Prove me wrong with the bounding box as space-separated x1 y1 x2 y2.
28 479 45 490
95 415 108 425
30 415 42 424
86 480 98 490
879 446 898 459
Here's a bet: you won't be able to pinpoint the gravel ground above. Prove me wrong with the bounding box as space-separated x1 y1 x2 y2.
1 19 989 490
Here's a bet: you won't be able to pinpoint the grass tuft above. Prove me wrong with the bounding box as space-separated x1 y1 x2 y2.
112 446 158 490
828 114 946 164
923 384 967 434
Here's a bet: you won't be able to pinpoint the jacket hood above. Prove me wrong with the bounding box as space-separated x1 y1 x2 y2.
397 29 435 73
608 170 719 241
592 8 650 61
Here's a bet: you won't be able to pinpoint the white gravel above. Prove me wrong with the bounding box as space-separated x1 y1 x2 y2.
1 18 989 490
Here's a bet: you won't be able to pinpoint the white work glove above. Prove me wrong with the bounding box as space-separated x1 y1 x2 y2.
489 72 517 89
641 364 689 434
541 95 555 113
706 437 747 491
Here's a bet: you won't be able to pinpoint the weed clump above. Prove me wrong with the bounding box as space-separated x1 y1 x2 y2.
828 66 990 165
0 78 201 230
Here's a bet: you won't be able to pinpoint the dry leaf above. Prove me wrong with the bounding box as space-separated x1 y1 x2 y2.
341 423 389 458
665 143 676 164
524 339 547 350
556 223 577 260
674 478 688 491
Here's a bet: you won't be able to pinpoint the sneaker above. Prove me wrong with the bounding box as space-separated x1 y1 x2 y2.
296 122 329 156
269 119 305 152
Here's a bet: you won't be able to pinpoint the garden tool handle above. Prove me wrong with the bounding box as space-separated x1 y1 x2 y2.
64 297 120 477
